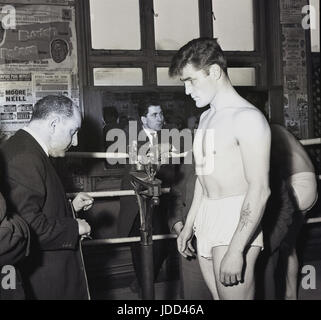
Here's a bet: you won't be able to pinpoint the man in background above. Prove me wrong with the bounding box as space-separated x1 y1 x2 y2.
169 159 212 300
168 112 211 299
117 98 176 293
261 124 318 300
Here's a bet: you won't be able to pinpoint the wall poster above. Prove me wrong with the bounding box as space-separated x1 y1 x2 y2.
280 0 310 138
0 0 79 142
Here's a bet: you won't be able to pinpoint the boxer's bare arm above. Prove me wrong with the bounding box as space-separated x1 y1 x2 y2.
220 109 271 284
230 110 271 250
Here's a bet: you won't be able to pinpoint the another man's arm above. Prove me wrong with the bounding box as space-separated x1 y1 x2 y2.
168 163 192 234
0 192 30 266
168 183 184 235
266 179 296 253
220 109 271 285
177 177 203 258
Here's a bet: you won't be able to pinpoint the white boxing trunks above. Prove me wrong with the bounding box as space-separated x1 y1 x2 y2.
193 194 263 259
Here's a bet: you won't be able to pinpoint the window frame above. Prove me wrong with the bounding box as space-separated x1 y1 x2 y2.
78 0 268 90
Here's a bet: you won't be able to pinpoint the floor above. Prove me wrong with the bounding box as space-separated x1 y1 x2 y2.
90 259 321 300
93 280 181 300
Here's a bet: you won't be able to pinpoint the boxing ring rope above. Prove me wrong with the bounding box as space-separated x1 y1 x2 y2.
66 152 129 159
65 137 321 160
300 138 321 146
65 135 321 246
67 189 170 198
82 234 177 246
66 151 187 159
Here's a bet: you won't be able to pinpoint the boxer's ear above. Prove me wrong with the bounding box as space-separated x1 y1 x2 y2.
209 64 222 80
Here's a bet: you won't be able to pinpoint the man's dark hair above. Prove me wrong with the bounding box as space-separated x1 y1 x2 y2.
137 96 162 118
31 95 76 121
169 37 227 77
103 106 119 122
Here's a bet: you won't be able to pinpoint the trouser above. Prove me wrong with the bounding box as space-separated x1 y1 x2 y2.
258 213 305 300
179 237 212 300
257 248 280 300
129 209 169 287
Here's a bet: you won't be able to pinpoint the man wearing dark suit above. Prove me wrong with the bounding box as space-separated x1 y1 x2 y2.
169 161 212 300
259 124 317 300
0 95 93 300
117 99 176 291
168 113 211 300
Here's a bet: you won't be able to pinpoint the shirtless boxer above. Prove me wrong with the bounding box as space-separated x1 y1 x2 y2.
169 38 271 300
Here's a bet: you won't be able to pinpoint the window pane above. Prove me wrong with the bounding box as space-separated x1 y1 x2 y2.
227 68 256 86
90 0 141 50
153 0 199 50
157 68 183 86
309 0 320 52
93 68 143 86
212 0 254 51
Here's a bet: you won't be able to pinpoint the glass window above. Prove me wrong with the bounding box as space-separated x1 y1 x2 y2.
212 0 254 51
227 68 256 86
90 0 141 50
93 68 143 86
157 68 183 86
153 0 199 50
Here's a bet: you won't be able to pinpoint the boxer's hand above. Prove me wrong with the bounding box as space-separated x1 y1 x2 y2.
219 250 243 286
177 225 195 258
73 192 94 213
77 218 91 236
173 221 184 236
